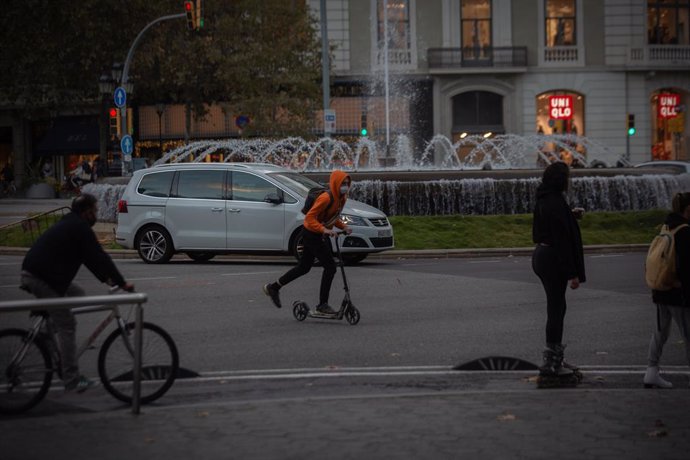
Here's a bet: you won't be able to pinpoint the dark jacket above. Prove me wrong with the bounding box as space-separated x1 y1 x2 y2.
22 212 125 296
532 185 586 282
652 212 690 307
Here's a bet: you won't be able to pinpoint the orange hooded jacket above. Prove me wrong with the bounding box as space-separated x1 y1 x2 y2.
303 170 350 234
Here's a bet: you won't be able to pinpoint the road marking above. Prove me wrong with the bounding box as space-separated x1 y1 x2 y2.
189 364 690 383
0 262 20 266
127 276 177 281
468 259 502 264
221 271 282 276
589 254 625 259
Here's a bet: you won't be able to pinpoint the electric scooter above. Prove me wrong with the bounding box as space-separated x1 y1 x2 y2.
292 232 361 325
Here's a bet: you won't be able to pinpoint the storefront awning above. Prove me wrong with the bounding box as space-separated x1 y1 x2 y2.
34 116 99 155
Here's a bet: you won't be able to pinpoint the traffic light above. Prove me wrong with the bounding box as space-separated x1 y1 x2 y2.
184 1 196 31
109 108 120 138
627 113 636 136
360 112 368 136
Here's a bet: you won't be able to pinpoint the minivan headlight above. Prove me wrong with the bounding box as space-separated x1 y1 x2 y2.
340 214 368 226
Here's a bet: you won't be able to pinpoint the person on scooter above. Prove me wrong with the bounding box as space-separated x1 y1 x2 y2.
263 170 352 315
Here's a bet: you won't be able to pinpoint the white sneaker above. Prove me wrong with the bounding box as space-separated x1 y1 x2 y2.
643 366 673 389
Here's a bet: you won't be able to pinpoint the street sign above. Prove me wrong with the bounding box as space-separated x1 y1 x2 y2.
324 109 336 134
114 87 127 108
120 135 134 155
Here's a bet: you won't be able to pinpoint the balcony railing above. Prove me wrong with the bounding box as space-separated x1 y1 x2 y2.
427 47 527 69
544 46 579 63
629 45 690 66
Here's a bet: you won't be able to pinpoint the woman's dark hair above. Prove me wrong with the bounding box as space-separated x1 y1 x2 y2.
672 192 690 214
541 161 570 192
71 193 97 214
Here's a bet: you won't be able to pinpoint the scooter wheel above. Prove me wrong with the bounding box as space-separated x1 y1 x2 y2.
345 305 360 325
293 301 308 322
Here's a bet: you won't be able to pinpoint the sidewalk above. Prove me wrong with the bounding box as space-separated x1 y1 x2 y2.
1 370 688 460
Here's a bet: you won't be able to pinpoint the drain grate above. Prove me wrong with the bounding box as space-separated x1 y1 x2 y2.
454 356 539 371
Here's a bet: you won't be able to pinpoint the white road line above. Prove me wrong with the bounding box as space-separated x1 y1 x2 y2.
190 364 689 383
127 276 177 281
221 271 282 276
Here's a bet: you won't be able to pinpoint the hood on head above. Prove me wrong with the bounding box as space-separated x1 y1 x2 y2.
329 170 350 198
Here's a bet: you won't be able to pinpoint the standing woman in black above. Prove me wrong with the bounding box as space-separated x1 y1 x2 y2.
532 161 586 378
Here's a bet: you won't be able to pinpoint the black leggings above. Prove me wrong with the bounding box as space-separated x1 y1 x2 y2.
279 232 337 305
532 245 568 344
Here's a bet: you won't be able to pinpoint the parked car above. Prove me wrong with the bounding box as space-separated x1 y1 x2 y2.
634 160 690 174
115 163 394 264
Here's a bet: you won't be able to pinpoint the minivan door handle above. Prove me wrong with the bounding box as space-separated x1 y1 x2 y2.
211 207 224 212
227 208 241 213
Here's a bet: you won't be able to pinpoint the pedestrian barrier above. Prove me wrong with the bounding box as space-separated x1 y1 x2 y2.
0 206 70 247
0 292 148 414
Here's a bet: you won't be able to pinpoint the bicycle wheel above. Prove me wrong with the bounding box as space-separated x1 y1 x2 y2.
97 322 179 404
0 329 53 414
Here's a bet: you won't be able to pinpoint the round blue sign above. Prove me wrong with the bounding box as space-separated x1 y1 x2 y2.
120 135 134 155
235 115 250 129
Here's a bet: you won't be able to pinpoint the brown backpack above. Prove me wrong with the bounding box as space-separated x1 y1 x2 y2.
645 224 688 290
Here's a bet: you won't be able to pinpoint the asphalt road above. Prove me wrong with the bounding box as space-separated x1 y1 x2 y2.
0 251 684 378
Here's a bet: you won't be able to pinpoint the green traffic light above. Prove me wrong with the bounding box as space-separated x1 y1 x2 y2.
360 128 368 136
628 127 636 136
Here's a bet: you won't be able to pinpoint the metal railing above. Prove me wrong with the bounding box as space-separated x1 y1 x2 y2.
0 207 70 247
0 292 148 414
427 46 528 69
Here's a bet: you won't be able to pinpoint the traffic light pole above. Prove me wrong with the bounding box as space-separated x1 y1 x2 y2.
119 13 185 175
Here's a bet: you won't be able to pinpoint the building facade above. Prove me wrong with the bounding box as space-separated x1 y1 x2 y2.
298 0 690 166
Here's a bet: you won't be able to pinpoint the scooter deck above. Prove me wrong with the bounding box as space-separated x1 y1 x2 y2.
536 373 582 389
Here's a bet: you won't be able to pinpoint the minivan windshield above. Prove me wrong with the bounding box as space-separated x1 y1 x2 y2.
268 172 323 197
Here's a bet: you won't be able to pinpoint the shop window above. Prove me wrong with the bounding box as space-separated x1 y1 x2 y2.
461 0 492 61
535 91 585 165
651 90 687 160
648 1 690 45
545 0 576 46
536 91 584 135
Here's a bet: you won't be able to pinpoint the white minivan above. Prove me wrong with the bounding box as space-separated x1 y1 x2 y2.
115 163 394 264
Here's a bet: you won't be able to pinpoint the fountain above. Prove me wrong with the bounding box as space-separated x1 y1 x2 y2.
87 133 690 222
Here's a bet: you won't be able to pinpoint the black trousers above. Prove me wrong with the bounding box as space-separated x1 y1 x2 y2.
279 231 337 305
532 245 568 344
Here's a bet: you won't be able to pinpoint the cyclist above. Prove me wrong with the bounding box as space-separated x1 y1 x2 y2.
263 170 352 315
20 193 134 392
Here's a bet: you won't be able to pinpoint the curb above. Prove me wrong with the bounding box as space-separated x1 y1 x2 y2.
0 244 648 260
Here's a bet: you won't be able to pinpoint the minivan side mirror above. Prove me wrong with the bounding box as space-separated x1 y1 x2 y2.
264 193 283 204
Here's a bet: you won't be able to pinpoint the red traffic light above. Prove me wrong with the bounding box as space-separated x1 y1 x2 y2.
184 1 193 11
109 108 118 118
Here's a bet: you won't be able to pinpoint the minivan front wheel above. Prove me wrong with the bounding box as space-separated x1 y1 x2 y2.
136 226 174 264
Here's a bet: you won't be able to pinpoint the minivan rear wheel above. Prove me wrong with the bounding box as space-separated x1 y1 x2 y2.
136 226 174 264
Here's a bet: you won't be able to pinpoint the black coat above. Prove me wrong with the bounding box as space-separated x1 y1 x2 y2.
652 212 690 307
532 186 586 282
22 212 125 295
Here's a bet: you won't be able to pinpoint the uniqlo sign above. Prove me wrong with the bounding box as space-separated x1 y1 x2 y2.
658 93 679 119
549 95 573 120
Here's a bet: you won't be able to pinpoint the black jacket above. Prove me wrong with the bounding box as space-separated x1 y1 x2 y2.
652 212 690 307
532 186 586 282
22 212 126 295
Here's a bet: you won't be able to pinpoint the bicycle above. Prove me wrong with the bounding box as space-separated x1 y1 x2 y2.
0 288 179 414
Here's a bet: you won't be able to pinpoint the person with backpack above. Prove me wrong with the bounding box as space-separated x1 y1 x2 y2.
531 161 586 382
263 170 352 315
644 192 690 389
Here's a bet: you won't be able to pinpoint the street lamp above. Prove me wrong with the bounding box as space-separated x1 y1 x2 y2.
155 103 166 157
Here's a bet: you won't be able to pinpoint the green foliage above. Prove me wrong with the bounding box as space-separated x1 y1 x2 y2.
389 210 667 250
0 0 323 135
